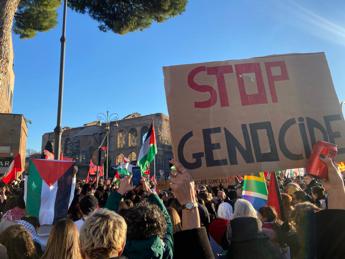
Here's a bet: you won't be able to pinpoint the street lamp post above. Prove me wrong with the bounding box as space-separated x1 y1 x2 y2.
98 111 118 179
54 0 68 160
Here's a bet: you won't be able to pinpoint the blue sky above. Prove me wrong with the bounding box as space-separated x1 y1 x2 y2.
12 0 345 151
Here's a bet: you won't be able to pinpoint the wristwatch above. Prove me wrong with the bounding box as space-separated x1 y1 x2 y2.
182 202 198 210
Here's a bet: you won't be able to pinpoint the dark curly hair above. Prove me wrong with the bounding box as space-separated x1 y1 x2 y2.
120 200 167 240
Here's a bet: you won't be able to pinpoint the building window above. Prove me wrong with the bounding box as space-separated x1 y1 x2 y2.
128 152 137 162
63 138 71 155
141 126 149 144
128 128 138 147
117 130 126 148
116 153 124 164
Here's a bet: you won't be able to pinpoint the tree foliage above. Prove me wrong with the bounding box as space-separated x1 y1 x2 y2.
14 0 61 38
68 0 187 34
13 0 188 39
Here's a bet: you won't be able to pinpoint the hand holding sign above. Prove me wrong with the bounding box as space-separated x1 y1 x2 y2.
320 156 345 210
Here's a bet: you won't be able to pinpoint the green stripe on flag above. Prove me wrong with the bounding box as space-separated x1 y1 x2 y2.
243 179 268 195
26 161 43 218
138 144 157 173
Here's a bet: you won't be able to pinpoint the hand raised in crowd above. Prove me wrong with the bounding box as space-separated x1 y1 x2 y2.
320 155 345 210
169 159 197 206
169 159 200 230
117 175 134 195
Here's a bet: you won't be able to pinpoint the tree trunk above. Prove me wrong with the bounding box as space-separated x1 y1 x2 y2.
0 0 20 113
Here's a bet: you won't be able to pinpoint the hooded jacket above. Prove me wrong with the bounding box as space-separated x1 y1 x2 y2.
226 217 281 259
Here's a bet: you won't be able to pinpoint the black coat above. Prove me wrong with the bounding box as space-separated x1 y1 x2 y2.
226 217 282 259
315 210 345 259
174 227 214 259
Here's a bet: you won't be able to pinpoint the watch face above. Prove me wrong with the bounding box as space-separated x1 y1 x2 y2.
185 203 194 210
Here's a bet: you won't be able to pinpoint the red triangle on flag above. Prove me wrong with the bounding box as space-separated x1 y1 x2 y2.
32 159 74 186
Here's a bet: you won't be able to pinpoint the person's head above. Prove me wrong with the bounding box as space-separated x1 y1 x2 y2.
227 189 237 200
281 193 293 208
217 190 226 201
293 190 308 204
81 184 92 196
80 209 127 259
41 219 82 259
20 216 40 230
235 185 242 198
167 207 182 233
292 202 320 231
285 183 302 196
0 225 38 259
198 185 207 193
304 175 313 185
258 206 278 223
311 185 325 201
232 198 257 219
217 202 233 220
80 194 98 217
120 201 167 240
159 191 169 202
6 195 25 211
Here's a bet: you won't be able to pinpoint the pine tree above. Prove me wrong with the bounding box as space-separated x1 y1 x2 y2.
0 0 188 112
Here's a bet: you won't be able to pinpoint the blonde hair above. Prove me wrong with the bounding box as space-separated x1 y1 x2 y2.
41 219 82 259
80 208 127 258
167 207 182 233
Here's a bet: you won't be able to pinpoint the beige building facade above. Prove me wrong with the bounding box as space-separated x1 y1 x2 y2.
42 113 173 178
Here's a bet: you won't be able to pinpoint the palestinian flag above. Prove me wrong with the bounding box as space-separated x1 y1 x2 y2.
1 154 22 184
242 173 268 210
24 159 76 225
138 124 157 174
115 157 133 177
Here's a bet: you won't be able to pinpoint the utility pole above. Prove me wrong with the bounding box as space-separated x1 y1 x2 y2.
54 0 68 160
98 111 118 179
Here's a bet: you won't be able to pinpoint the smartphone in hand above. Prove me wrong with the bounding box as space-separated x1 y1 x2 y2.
306 141 337 179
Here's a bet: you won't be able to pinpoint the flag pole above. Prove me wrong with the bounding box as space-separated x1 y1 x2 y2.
152 120 157 180
154 156 156 180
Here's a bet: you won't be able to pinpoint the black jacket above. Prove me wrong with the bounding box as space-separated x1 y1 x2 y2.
315 209 345 259
226 217 282 259
174 227 214 259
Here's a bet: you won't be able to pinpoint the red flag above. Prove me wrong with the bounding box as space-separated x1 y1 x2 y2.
98 166 104 177
2 154 22 184
88 160 97 175
267 172 282 219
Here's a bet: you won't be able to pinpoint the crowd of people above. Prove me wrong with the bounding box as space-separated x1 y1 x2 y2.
0 157 343 259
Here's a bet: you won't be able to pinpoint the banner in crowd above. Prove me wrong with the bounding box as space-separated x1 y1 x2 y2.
195 176 237 186
1 154 22 184
164 52 345 179
25 159 76 225
0 157 13 176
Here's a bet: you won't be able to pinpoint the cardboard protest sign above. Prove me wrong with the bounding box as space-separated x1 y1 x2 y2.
163 53 345 179
195 176 236 187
